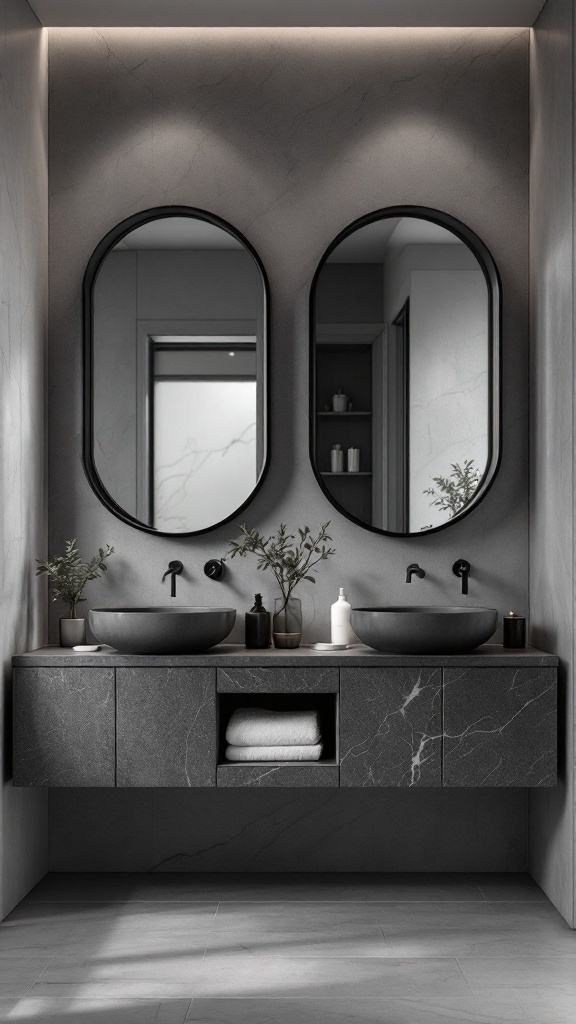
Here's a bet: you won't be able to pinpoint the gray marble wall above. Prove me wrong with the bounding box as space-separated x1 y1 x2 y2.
48 28 530 871
0 1 49 915
529 0 576 927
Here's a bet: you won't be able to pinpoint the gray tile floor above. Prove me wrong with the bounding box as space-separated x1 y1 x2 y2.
0 873 573 1022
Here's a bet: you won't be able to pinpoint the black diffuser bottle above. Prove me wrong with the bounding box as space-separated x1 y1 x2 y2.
245 594 271 649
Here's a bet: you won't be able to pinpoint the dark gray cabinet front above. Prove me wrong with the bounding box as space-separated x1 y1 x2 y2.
217 667 339 692
443 667 557 787
116 668 216 787
13 667 115 787
340 667 442 787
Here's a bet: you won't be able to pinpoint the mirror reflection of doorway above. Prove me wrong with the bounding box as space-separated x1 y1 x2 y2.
137 335 258 532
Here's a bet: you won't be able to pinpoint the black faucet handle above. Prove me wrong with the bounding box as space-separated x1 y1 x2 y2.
204 559 225 580
453 559 471 595
168 560 183 574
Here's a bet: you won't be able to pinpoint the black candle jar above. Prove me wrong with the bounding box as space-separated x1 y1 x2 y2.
503 612 526 649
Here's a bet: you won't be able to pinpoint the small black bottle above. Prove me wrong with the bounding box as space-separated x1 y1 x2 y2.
245 594 271 649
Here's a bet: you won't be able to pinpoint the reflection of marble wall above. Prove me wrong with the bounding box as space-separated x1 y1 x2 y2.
0 0 48 916
409 269 488 531
154 381 257 532
49 29 529 874
382 243 488 531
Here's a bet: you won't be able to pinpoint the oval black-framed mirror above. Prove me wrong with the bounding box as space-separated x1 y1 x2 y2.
83 206 270 536
310 206 501 537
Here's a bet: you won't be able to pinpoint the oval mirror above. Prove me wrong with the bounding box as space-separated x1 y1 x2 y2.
310 207 501 536
84 207 269 535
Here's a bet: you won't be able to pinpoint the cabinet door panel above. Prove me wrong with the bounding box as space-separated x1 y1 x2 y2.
340 668 441 786
117 668 216 787
13 667 115 787
443 667 557 787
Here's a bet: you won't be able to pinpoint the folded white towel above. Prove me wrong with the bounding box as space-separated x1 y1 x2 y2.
225 707 321 747
225 744 323 762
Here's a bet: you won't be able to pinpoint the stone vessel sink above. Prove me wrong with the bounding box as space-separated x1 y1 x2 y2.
89 607 236 655
351 606 498 655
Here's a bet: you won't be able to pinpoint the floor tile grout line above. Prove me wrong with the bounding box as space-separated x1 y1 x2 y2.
15 954 57 1004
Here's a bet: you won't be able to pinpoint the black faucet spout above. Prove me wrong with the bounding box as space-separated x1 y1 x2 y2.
162 560 184 598
406 563 426 583
452 559 471 596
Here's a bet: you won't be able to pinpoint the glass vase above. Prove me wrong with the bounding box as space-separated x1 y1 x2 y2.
273 597 302 649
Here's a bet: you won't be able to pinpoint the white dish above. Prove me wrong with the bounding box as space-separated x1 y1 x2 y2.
310 642 349 651
73 644 101 652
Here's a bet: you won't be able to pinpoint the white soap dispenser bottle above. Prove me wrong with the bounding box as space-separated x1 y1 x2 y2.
331 588 354 645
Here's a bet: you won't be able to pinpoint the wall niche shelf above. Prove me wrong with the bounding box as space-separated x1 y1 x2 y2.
314 331 375 524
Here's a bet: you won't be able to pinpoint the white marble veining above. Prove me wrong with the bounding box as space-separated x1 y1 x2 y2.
0 0 49 917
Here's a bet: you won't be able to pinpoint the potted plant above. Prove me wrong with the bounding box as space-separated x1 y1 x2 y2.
36 539 114 647
227 522 335 648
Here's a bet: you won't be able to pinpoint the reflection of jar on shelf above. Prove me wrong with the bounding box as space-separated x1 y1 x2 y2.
330 444 344 473
347 446 360 473
332 388 349 413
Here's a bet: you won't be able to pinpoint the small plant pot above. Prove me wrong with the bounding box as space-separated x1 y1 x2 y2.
60 618 87 648
273 597 302 649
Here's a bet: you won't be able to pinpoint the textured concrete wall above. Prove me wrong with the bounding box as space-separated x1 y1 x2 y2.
529 0 576 927
48 27 530 872
0 0 49 916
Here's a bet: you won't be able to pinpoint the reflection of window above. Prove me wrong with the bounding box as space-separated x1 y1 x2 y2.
151 340 257 532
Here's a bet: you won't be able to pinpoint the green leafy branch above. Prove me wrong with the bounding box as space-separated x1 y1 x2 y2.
424 459 481 518
36 539 114 617
226 522 336 609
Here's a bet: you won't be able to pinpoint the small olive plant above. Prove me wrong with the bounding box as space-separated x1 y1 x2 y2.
36 539 114 619
424 459 481 518
226 523 336 612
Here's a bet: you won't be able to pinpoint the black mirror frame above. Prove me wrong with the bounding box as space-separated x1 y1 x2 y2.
82 205 271 537
309 205 502 537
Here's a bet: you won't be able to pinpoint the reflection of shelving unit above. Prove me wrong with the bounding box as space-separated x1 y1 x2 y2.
315 323 383 524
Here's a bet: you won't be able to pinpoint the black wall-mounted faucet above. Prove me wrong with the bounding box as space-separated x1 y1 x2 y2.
406 563 426 583
453 559 471 595
162 560 183 598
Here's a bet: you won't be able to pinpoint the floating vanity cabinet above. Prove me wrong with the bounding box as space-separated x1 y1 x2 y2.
12 647 558 789
116 668 216 787
13 666 115 787
340 668 442 787
443 667 557 787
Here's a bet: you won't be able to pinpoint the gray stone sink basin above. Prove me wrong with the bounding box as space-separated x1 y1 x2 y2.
89 606 236 655
351 606 498 655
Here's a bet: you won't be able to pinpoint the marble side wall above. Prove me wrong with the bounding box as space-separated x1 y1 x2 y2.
529 0 576 927
0 0 49 916
48 28 530 872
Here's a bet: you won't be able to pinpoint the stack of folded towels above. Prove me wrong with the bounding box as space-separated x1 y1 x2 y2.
225 707 323 762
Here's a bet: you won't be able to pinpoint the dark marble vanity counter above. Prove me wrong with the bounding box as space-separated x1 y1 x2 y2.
13 643 558 668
